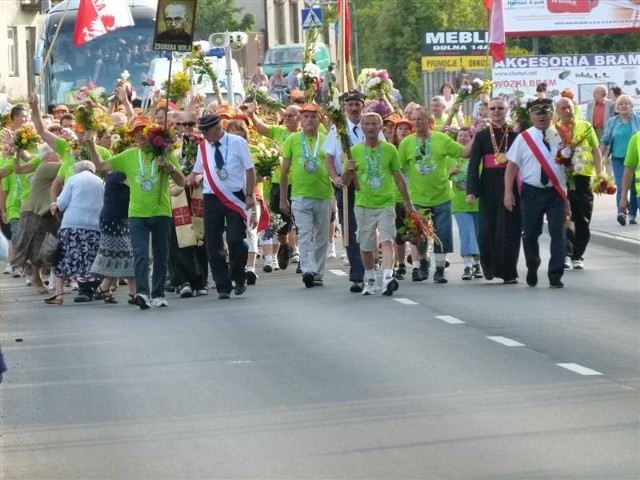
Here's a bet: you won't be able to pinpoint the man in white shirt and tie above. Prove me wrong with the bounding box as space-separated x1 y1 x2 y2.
324 90 384 293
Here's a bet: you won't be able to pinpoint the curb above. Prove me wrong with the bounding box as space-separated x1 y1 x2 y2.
589 230 640 256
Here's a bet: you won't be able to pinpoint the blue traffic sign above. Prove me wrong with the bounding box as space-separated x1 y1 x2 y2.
301 8 323 30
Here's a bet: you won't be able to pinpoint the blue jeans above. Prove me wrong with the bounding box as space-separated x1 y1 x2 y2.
612 157 638 218
129 216 172 299
414 201 453 254
453 212 479 256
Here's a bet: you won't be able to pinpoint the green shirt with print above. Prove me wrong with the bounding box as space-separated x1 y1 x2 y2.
282 131 332 200
1 156 38 221
56 137 112 182
447 156 478 213
109 147 180 218
351 141 401 209
398 132 464 207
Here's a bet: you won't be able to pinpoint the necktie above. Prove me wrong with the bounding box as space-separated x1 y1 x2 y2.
214 141 224 170
353 125 360 138
540 130 550 186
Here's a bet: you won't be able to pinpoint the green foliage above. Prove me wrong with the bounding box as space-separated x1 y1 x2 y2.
194 0 255 40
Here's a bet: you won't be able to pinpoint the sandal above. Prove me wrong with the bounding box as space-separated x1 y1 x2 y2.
127 294 136 305
98 287 117 304
44 294 63 305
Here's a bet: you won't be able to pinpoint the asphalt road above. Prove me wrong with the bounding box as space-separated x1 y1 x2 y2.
1 238 638 479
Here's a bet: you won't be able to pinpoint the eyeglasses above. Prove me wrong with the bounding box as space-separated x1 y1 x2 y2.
489 106 506 111
176 121 196 127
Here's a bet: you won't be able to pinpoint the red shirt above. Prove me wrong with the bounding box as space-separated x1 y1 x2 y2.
592 99 605 129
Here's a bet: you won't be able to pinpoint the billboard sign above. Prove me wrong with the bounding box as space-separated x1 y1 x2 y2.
421 30 488 56
505 0 640 36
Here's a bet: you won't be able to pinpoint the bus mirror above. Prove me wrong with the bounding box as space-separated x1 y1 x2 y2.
33 56 42 76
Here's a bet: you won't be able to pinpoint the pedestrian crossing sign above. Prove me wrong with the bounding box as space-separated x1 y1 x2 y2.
301 8 323 30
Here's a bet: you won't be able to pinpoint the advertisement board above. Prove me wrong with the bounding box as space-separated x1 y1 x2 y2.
505 0 640 36
421 31 488 56
492 53 640 115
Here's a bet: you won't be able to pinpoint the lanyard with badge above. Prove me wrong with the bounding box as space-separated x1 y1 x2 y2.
365 144 382 190
138 150 156 192
414 136 433 175
301 132 320 173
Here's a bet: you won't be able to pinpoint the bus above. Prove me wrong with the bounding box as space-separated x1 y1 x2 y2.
35 0 158 111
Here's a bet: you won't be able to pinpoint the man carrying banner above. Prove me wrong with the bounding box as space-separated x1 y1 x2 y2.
186 114 256 300
504 98 567 289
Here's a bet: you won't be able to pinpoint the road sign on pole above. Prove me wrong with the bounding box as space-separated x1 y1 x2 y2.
301 8 323 30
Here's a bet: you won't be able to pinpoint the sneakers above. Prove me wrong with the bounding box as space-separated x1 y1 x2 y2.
11 268 22 278
349 281 364 293
572 259 584 269
394 264 406 280
412 268 427 282
526 269 538 287
462 267 472 280
630 217 638 225
419 259 430 280
273 260 280 271
564 256 572 269
152 297 169 307
234 283 247 296
276 244 291 270
313 273 324 286
550 280 564 289
472 264 483 279
381 277 399 296
179 283 193 298
196 287 209 296
3 263 12 274
290 252 300 263
245 270 258 285
617 213 627 226
327 243 336 258
362 280 378 296
302 272 315 288
433 267 448 284
263 262 273 273
134 293 151 310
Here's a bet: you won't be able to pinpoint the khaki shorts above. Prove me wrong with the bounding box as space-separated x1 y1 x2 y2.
354 205 396 251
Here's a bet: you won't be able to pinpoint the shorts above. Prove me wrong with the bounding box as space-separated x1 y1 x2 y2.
354 205 396 252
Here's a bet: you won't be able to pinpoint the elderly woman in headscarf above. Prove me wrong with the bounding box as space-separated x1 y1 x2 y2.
45 160 104 305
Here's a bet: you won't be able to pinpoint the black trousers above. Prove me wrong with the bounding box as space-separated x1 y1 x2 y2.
566 175 594 261
520 183 566 283
335 184 364 282
203 193 248 294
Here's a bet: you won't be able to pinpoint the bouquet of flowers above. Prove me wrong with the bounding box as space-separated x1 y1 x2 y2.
261 212 286 241
116 70 135 102
510 95 535 132
357 68 392 99
181 133 203 175
74 87 103 133
243 86 285 111
326 93 352 161
13 125 41 151
110 125 137 154
141 124 177 158
455 78 493 105
590 172 617 195
251 136 282 178
397 209 441 246
184 45 218 93
554 126 594 189
162 71 191 104
302 28 321 102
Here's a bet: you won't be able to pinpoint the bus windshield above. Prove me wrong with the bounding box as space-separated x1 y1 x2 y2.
45 25 157 107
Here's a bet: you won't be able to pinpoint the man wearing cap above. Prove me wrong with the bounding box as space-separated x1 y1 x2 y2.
246 102 301 270
398 106 464 284
52 105 69 122
504 98 567 288
467 96 521 283
555 97 602 270
323 90 373 293
280 103 332 288
186 113 256 299
88 115 186 308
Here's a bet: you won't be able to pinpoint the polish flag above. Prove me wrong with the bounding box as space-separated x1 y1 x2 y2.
73 0 134 47
487 0 505 62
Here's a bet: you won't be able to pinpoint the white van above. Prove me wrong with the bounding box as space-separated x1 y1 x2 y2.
141 43 245 107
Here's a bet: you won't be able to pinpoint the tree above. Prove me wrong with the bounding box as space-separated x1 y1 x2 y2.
194 0 255 41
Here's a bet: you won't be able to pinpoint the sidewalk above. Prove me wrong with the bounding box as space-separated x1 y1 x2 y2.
588 194 640 255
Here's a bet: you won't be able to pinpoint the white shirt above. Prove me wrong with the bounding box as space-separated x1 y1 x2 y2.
506 126 567 192
193 132 254 193
322 118 384 174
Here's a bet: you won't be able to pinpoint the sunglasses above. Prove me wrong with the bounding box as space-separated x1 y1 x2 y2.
176 121 196 127
489 106 506 111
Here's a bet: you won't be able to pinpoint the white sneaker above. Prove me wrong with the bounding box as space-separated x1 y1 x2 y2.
134 293 151 310
3 263 12 274
151 297 169 307
362 280 378 296
327 243 336 258
572 259 584 269
290 252 300 263
71 281 79 291
273 260 280 271
563 256 572 269
196 288 209 296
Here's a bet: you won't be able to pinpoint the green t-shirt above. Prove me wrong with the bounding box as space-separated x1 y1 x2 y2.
268 125 294 184
556 119 599 177
1 156 37 221
351 141 401 209
282 131 332 200
109 147 180 218
56 137 112 181
398 132 464 207
447 157 478 213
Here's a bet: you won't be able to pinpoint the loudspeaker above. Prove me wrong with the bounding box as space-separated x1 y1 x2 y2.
209 33 229 48
229 32 248 51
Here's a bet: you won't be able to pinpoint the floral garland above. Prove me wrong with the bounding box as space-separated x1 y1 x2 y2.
455 78 493 105
590 172 616 195
397 209 441 246
162 71 191 104
13 125 40 151
261 213 286 241
181 133 203 175
326 94 352 162
510 95 535 132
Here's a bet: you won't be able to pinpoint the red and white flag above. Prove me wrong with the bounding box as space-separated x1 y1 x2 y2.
73 0 135 47
487 0 505 62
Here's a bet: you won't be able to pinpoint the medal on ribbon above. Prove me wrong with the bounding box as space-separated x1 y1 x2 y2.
217 168 229 180
495 153 507 164
301 132 320 175
141 179 154 192
303 160 318 173
369 177 382 190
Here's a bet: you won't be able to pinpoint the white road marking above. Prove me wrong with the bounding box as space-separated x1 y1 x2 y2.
436 315 466 324
394 298 418 305
487 336 525 347
556 363 602 376
224 360 253 365
329 269 348 276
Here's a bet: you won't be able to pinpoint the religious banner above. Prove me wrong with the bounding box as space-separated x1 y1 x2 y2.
153 0 198 52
